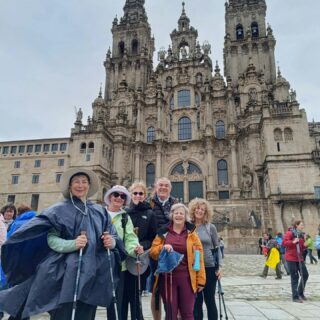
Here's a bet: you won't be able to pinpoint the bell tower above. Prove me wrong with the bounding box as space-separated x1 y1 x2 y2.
224 0 276 85
104 0 154 100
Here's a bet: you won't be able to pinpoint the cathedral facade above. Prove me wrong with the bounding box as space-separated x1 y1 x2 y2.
1 0 320 252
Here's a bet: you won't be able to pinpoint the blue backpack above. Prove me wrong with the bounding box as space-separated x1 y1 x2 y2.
316 235 320 250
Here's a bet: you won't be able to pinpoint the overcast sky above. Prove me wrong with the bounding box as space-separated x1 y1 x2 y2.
1 0 319 141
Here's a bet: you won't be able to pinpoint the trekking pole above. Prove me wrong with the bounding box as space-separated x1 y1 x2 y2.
295 241 305 294
218 279 228 320
218 286 222 320
136 254 143 320
71 231 86 320
104 231 119 320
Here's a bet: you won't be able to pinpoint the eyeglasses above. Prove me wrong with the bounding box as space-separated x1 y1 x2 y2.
133 192 144 196
112 192 127 200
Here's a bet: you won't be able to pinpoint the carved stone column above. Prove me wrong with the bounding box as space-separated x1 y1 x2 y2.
230 139 240 198
155 141 162 180
134 143 141 181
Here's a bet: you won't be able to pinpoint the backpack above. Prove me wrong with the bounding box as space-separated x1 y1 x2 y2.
316 235 320 250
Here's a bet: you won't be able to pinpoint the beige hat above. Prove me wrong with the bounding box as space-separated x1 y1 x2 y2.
60 168 100 199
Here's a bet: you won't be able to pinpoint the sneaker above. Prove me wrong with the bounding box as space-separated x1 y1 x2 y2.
299 295 307 301
259 274 267 278
293 298 303 303
275 276 282 280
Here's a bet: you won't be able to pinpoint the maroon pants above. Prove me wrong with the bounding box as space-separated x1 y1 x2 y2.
160 271 195 320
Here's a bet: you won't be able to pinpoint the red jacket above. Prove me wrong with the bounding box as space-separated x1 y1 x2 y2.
282 228 306 262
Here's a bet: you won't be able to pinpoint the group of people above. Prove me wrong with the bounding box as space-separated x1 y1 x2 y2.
0 168 223 320
259 221 319 303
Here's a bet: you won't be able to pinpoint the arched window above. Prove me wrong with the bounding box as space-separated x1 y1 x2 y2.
236 24 244 40
166 76 173 89
170 96 174 110
274 128 283 141
216 121 225 139
118 41 125 57
251 22 259 38
80 142 86 153
284 128 293 141
187 163 202 174
147 127 155 143
178 90 191 108
88 142 94 153
195 93 201 108
217 160 228 185
132 39 139 55
171 163 185 175
171 162 202 175
146 163 155 187
178 117 192 140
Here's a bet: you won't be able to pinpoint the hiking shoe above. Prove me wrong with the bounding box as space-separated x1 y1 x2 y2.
259 274 266 278
275 276 282 280
293 298 303 303
299 295 307 301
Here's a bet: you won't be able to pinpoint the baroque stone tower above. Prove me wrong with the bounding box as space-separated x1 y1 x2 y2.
224 0 276 85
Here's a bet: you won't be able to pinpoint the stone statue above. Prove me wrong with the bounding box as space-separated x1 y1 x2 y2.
76 108 83 122
180 46 187 59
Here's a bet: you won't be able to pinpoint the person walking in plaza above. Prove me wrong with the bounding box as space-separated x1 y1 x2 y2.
275 232 290 275
260 235 282 279
150 203 206 320
316 229 320 260
283 220 309 303
305 234 317 264
123 181 157 320
149 177 176 320
0 168 124 320
189 198 222 320
104 185 144 320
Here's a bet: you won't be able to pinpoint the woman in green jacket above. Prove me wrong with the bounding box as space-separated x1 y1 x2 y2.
104 185 143 320
305 234 318 264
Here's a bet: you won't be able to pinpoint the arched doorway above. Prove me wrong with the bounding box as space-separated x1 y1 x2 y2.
169 161 204 203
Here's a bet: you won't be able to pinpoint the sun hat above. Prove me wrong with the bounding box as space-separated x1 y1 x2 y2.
155 249 184 274
104 185 131 206
126 250 150 276
60 167 100 199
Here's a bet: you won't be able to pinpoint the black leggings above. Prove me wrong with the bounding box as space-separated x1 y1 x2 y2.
49 301 96 320
194 267 218 320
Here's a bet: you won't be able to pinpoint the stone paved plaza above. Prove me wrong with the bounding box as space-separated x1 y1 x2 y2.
3 254 320 319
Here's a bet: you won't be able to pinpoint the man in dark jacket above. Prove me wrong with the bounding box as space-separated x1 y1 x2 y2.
149 177 176 320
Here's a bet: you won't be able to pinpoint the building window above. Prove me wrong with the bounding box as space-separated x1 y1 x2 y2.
146 163 155 187
2 146 9 154
284 127 293 142
80 142 87 153
34 160 41 168
31 194 39 211
132 39 139 55
88 142 94 153
274 128 283 141
219 191 230 200
217 159 228 185
43 144 50 152
251 22 259 38
86 154 91 161
18 145 25 153
11 175 19 184
60 143 67 151
178 90 191 108
14 160 20 169
178 117 192 140
56 173 62 183
58 159 64 166
170 96 174 110
10 146 17 154
51 144 58 152
27 145 33 153
118 41 125 57
197 112 200 130
216 120 225 139
32 174 40 184
236 24 244 40
35 144 42 153
7 195 15 204
147 127 155 143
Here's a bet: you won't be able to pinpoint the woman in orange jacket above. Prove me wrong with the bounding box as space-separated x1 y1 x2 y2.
150 203 206 320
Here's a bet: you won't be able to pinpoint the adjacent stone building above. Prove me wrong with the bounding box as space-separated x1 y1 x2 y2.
1 0 320 252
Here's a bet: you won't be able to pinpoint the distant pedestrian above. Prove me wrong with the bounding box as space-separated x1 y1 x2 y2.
258 237 263 255
283 220 309 303
260 235 282 279
316 231 320 260
305 234 317 264
275 232 290 275
219 237 225 258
